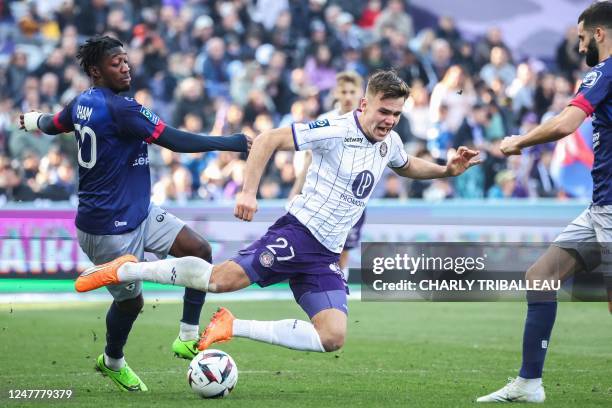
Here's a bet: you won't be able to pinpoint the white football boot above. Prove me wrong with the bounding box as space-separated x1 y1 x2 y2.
477 377 545 403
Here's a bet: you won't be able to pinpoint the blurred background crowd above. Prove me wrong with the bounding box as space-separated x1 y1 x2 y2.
0 0 593 205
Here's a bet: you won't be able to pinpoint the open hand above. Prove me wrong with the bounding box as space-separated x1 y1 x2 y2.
445 146 481 177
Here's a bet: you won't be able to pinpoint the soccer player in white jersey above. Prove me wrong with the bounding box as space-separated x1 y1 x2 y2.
75 70 480 355
290 71 365 280
477 1 612 403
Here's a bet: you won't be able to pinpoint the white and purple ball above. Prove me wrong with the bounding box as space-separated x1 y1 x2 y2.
187 349 238 398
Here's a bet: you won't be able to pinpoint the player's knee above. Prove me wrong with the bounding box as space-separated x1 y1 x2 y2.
312 308 347 352
186 236 212 263
195 239 212 263
318 327 345 352
525 264 553 281
207 262 251 293
207 273 227 293
116 294 143 315
525 265 538 281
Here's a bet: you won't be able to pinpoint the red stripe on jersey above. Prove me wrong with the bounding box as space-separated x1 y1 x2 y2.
52 112 70 132
145 120 166 144
569 93 595 116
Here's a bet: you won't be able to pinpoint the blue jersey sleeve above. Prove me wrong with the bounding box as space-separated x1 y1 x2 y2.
52 98 76 132
110 96 166 143
570 66 610 116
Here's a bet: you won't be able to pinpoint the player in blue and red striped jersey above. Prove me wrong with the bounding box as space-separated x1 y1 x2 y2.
478 1 612 403
20 36 250 392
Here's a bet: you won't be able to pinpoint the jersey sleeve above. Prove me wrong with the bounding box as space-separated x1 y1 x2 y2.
387 132 409 168
52 98 76 132
291 119 342 152
111 96 166 143
569 67 610 116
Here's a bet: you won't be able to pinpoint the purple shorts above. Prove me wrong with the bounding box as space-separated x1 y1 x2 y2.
343 211 366 250
232 213 348 318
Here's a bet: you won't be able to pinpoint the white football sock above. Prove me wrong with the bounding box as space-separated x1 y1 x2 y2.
179 322 199 341
117 257 213 291
517 377 543 389
104 353 125 371
232 319 325 352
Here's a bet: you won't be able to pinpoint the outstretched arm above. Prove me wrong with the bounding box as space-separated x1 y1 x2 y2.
234 127 295 221
500 106 586 155
393 146 481 179
154 126 251 153
20 112 70 135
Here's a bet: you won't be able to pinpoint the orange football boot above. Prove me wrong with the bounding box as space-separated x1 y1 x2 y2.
197 307 235 351
75 254 138 292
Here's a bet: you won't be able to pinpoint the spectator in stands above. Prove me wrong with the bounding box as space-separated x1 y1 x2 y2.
0 0 593 203
506 62 536 118
374 0 414 42
453 102 491 149
436 16 462 53
529 149 558 198
556 26 581 80
304 44 337 96
201 37 230 99
358 0 382 30
429 38 454 81
172 77 212 129
474 27 511 70
430 65 477 133
480 46 517 87
487 170 518 199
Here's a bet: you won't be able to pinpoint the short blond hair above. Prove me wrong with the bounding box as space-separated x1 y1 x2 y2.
366 70 410 100
335 71 363 88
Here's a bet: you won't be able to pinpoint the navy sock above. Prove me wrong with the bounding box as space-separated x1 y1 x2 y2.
181 254 210 325
182 288 207 325
105 300 140 359
519 290 557 379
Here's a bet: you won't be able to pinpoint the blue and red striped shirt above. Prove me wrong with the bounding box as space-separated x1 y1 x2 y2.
569 56 612 205
55 87 166 234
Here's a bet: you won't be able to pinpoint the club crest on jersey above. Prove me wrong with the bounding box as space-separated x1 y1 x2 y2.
352 170 375 199
329 262 346 280
259 250 275 267
379 141 388 157
140 106 160 125
308 119 330 129
582 70 602 88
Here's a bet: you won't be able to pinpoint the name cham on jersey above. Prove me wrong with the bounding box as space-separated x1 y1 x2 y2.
76 105 93 121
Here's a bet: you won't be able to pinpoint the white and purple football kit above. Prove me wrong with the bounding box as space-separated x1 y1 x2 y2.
232 111 409 317
317 108 366 251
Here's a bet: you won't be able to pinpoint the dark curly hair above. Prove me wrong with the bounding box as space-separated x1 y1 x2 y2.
578 1 612 30
76 35 124 77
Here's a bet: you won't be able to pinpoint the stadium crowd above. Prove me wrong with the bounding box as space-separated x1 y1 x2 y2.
0 0 589 204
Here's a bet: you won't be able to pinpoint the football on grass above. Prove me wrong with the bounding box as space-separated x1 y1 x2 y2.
187 349 238 398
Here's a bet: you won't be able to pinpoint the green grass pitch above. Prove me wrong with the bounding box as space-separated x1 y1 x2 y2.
1 299 610 407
